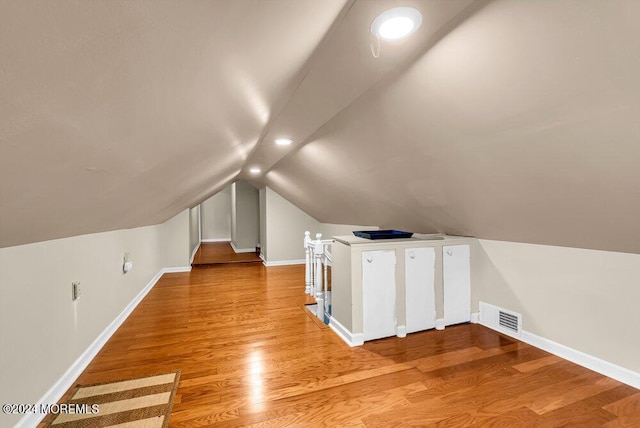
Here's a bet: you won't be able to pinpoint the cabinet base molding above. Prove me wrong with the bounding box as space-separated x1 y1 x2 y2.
435 318 446 330
396 325 407 338
329 317 364 347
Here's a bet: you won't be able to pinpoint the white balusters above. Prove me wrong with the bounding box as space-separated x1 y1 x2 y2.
303 231 333 322
323 247 331 317
304 231 312 295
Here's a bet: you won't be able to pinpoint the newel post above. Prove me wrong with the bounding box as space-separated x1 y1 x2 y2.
314 233 324 319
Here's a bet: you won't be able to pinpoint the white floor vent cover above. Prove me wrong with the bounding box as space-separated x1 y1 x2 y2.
479 302 522 337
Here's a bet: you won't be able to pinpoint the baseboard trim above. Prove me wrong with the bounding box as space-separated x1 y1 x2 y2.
479 322 640 390
163 266 192 273
230 241 256 253
521 330 640 390
329 317 364 347
17 268 167 428
470 312 479 324
262 259 306 267
200 238 230 243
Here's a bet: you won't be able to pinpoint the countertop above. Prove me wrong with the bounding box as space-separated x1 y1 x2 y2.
332 233 472 246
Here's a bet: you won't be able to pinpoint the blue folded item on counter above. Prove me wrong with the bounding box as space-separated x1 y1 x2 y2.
353 230 413 240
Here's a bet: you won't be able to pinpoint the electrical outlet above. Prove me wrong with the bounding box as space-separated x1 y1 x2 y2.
72 282 81 300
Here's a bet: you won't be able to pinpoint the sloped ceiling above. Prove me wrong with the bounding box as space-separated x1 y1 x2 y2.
1 0 639 253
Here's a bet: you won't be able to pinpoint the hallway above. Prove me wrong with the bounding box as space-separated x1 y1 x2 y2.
192 242 262 266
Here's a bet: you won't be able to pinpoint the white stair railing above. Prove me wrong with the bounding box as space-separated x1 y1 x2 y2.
304 231 313 295
323 246 332 320
304 231 333 322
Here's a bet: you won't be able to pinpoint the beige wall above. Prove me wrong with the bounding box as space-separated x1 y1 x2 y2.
330 241 353 331
262 187 378 263
160 209 190 268
230 182 237 246
189 206 200 259
231 181 260 251
200 186 232 241
259 187 267 259
0 210 190 427
475 239 640 374
320 223 378 238
264 187 320 262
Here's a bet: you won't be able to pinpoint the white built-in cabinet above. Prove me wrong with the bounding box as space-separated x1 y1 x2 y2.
405 247 436 333
362 250 397 341
443 244 471 326
330 235 474 345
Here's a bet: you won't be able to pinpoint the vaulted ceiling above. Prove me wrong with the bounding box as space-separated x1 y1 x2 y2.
1 0 639 253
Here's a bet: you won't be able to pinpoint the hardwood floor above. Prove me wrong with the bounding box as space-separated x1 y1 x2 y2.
47 264 640 427
192 242 262 266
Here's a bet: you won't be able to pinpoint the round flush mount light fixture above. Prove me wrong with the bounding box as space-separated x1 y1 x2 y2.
371 7 422 41
274 138 293 146
249 167 261 174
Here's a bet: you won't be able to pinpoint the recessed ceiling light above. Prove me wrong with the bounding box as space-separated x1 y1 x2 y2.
249 167 261 174
371 7 422 41
275 138 293 146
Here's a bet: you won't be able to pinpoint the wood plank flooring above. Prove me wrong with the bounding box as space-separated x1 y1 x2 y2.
192 242 262 266
45 264 639 427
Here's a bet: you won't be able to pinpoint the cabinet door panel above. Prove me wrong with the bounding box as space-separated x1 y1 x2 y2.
443 244 471 326
362 250 396 341
405 247 436 333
